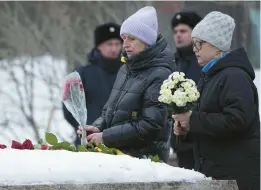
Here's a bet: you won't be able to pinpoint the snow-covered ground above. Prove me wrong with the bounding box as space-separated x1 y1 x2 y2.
0 149 209 185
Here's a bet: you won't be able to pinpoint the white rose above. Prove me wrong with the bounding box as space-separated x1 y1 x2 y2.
176 100 186 107
185 79 196 86
160 88 172 96
177 87 185 92
181 82 191 89
158 93 172 104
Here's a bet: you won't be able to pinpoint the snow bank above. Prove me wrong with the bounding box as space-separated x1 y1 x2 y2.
0 149 209 185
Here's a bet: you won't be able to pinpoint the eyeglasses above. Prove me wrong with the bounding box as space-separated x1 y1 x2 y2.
192 40 206 52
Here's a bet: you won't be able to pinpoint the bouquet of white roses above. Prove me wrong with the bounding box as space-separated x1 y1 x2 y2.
158 72 200 148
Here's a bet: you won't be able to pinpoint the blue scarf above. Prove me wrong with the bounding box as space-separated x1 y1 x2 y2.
202 52 229 72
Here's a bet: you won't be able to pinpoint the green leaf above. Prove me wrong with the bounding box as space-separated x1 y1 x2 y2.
115 149 124 155
97 143 105 150
77 145 87 152
38 138 43 145
51 145 59 150
87 143 95 149
68 145 76 152
88 148 96 152
45 132 58 145
58 142 71 150
97 143 109 153
110 148 118 155
151 155 160 162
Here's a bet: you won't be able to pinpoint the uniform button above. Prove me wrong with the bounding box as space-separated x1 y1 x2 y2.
199 158 204 164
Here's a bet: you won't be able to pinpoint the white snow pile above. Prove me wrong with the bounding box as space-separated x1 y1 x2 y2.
0 149 210 185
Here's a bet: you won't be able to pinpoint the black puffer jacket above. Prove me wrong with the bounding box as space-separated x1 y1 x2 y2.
189 48 260 190
92 34 174 162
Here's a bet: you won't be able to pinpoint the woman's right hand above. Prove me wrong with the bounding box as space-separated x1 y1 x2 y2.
173 121 188 136
77 125 100 135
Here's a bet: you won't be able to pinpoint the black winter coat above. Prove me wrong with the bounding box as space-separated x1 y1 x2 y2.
92 35 174 162
63 49 122 145
189 48 260 190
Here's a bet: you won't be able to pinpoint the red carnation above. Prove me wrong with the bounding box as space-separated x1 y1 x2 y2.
0 144 7 149
11 140 22 149
79 82 84 92
21 139 34 150
40 145 52 150
62 82 71 101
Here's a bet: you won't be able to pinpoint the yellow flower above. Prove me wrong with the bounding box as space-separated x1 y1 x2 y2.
94 147 102 152
115 149 125 155
121 56 126 63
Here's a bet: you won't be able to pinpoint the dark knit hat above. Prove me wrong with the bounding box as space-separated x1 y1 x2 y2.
94 22 122 47
171 11 202 29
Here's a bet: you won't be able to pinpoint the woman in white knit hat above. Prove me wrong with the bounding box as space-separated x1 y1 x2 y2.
79 6 174 163
172 11 260 190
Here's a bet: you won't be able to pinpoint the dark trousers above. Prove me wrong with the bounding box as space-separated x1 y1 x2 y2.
176 148 195 170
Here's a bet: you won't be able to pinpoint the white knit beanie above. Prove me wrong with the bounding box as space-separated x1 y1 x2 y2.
120 6 158 46
191 11 235 51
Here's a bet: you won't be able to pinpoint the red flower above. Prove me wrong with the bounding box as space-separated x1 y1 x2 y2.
62 82 71 101
0 144 7 149
11 140 22 149
62 78 84 101
79 83 84 92
21 139 34 150
40 145 51 150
